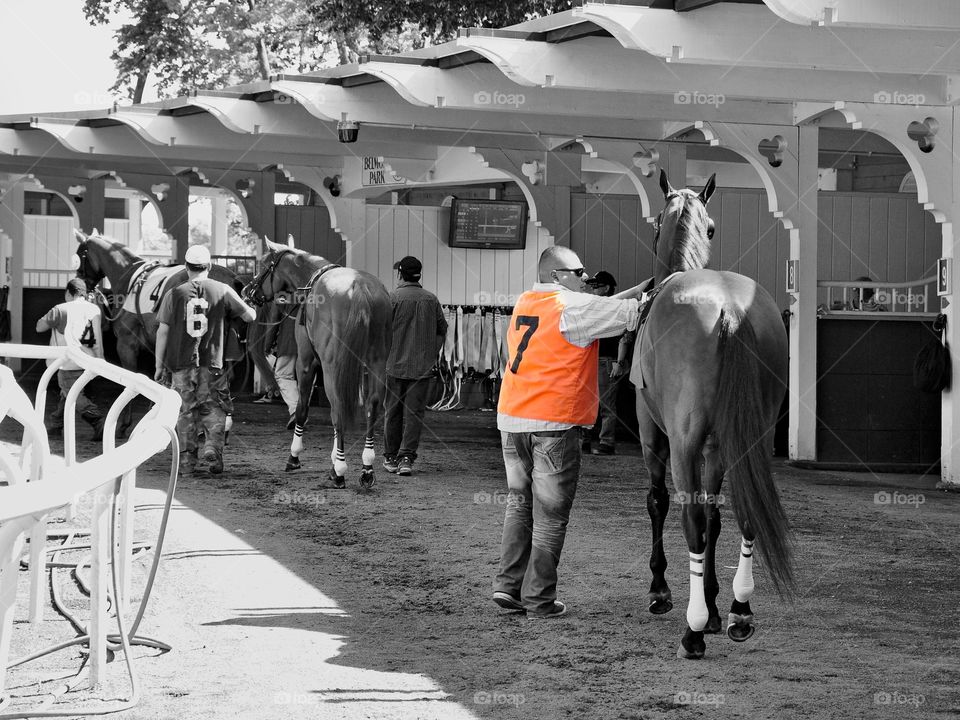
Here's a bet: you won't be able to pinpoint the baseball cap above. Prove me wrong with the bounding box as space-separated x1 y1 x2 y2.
393 256 422 278
184 245 212 267
586 270 617 288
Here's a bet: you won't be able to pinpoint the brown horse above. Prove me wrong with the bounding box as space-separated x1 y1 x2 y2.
242 237 392 489
73 229 271 436
633 171 792 659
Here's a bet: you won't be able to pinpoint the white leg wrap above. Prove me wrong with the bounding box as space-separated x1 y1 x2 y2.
224 414 233 433
331 433 347 476
686 551 709 631
290 425 305 457
732 538 755 603
361 437 375 468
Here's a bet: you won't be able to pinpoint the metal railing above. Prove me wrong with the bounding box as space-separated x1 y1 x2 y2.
818 276 937 317
0 344 180 701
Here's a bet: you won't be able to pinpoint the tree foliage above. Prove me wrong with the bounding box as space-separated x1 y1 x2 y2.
84 0 573 102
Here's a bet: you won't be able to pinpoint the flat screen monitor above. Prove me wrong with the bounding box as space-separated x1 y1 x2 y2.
447 198 528 250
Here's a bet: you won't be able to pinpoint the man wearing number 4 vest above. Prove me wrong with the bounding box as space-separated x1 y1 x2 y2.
36 278 106 440
155 245 256 474
493 246 648 619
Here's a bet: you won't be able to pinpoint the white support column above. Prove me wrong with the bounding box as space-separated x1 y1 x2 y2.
792 124 819 460
0 181 24 368
939 108 960 489
127 194 142 253
210 193 228 256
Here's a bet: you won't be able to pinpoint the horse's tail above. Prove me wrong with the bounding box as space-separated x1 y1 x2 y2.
333 279 381 427
715 307 794 598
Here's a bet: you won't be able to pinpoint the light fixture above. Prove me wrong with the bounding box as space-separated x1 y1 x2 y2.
338 120 359 144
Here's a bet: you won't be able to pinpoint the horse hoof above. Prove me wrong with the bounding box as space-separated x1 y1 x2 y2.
359 469 375 489
329 468 346 489
648 597 673 615
704 613 722 634
726 613 756 642
285 456 301 472
676 644 704 660
677 629 705 660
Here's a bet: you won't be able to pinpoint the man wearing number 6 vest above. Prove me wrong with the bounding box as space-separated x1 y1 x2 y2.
36 278 105 440
493 246 648 618
155 245 256 474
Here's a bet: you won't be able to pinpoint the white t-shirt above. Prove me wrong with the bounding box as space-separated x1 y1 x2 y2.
42 299 103 370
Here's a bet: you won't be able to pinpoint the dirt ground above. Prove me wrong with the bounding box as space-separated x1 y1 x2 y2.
4 390 960 719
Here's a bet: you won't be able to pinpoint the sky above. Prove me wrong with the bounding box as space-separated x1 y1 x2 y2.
0 1 133 115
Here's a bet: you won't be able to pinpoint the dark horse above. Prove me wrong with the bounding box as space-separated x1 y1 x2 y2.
242 237 392 489
634 171 792 659
73 229 271 436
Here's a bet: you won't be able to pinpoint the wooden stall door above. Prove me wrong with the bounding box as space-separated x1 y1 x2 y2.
275 205 344 263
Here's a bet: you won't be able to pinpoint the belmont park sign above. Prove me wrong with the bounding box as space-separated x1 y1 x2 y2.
361 157 407 187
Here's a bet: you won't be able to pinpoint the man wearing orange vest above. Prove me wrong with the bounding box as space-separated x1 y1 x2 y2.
493 246 647 618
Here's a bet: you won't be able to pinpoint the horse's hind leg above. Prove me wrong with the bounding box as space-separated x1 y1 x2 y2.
328 426 346 489
287 356 318 472
702 433 723 634
675 445 709 660
638 405 672 615
358 372 383 490
727 529 757 642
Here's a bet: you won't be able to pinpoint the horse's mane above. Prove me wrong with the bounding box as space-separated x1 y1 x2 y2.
666 192 711 273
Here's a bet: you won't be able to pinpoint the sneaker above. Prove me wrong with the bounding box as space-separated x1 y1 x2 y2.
592 444 616 455
179 451 198 475
382 456 399 473
492 591 525 612
397 457 413 476
528 601 568 619
200 447 223 474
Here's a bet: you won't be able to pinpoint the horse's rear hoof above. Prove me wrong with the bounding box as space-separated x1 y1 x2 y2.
285 455 301 472
329 468 346 489
648 594 673 615
726 613 756 642
359 468 375 489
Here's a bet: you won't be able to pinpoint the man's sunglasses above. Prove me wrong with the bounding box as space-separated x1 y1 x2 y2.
555 267 587 277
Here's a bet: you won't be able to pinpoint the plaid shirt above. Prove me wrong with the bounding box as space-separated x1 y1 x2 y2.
387 281 447 379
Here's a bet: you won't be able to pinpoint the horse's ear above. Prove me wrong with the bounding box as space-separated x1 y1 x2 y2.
659 169 674 198
73 228 87 243
92 228 101 237
263 236 283 253
286 234 295 248
698 174 717 206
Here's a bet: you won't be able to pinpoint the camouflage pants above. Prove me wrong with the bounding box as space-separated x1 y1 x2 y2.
51 369 102 428
171 366 230 460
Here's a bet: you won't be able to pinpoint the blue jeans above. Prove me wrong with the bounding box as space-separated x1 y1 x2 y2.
383 375 430 461
494 428 581 613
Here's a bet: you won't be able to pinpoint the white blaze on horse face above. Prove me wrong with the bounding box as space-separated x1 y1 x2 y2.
70 255 81 271
732 537 755 603
686 551 709 632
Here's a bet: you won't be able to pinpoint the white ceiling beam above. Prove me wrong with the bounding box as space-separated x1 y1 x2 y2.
764 0 960 31
271 75 694 139
573 3 960 75
358 60 671 134
456 34 948 106
165 94 326 137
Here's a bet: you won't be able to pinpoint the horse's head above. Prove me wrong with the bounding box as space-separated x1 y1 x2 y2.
653 170 716 277
73 228 107 291
243 236 297 306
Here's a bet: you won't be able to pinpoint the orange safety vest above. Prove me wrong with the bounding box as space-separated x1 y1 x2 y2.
498 289 599 426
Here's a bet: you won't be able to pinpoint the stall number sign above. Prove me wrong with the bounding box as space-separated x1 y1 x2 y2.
361 157 405 187
785 260 799 294
938 257 952 296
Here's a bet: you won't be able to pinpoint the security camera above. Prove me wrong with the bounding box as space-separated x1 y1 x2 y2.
337 120 359 144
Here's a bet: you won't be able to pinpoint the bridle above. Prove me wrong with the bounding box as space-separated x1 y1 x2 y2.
75 240 124 323
243 249 292 307
652 191 715 257
242 249 339 318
